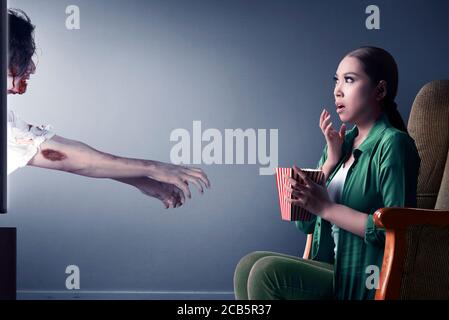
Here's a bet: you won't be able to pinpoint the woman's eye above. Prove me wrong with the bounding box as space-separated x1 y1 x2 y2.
334 76 355 84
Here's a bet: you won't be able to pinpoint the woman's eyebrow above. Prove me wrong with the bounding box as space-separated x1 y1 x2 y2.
334 72 360 77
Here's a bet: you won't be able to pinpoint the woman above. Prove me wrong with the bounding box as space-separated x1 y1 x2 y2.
234 46 421 300
7 8 210 209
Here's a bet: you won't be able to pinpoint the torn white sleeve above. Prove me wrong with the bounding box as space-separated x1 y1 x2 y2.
7 110 56 175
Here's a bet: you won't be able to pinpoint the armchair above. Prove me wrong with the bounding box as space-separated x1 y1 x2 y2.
302 79 449 300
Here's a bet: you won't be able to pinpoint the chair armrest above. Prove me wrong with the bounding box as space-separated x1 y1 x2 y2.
373 207 449 229
373 207 449 300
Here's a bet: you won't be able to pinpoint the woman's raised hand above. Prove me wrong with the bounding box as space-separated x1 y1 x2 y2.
320 109 346 166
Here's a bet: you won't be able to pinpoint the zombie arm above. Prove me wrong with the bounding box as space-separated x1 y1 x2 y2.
27 135 210 199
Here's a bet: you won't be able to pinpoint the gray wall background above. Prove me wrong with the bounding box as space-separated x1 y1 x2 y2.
2 0 448 298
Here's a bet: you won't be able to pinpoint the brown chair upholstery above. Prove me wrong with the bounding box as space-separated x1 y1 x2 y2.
409 80 449 210
302 79 449 299
375 79 449 300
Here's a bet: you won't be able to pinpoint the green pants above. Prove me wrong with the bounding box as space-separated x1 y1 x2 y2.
233 251 335 300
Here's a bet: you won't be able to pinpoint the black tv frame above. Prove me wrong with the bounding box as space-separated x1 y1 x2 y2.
1 0 6 214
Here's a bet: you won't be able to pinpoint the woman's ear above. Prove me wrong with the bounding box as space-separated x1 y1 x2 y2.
375 80 387 101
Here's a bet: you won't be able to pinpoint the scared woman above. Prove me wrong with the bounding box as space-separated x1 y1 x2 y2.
234 46 420 300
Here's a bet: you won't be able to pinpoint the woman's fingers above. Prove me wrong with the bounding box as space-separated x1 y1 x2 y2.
323 118 338 138
284 194 306 207
319 109 326 128
285 185 305 199
321 112 342 140
284 175 297 187
320 114 331 132
324 121 334 136
339 123 347 139
283 175 310 191
284 175 299 187
285 197 305 207
293 166 315 188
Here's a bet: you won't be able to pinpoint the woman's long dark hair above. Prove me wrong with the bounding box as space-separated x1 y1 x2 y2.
346 46 408 133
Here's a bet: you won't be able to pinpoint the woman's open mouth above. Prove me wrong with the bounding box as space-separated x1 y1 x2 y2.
336 104 346 113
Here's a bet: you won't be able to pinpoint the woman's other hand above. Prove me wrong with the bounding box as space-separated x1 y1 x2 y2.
320 108 346 166
284 166 333 217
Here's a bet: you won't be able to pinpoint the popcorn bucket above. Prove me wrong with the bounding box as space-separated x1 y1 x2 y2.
275 168 325 221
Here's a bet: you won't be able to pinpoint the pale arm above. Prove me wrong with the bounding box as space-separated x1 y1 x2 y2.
27 135 210 197
28 135 156 177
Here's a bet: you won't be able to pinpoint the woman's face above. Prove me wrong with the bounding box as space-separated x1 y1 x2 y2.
333 56 379 124
7 60 36 95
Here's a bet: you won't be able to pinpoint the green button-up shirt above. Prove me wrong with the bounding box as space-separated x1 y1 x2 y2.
296 112 420 300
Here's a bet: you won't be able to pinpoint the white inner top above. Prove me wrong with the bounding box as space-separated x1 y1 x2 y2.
326 160 351 260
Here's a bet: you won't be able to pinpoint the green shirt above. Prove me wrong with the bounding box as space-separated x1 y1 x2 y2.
295 113 420 300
